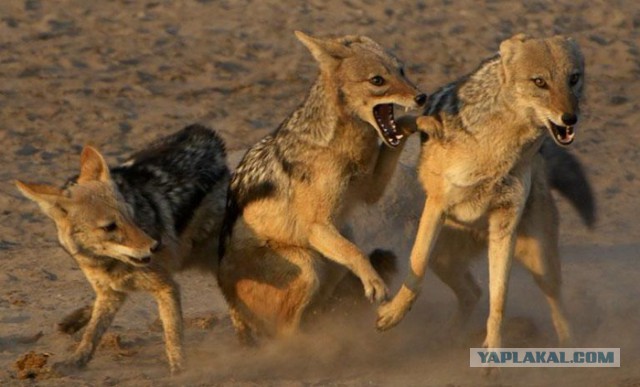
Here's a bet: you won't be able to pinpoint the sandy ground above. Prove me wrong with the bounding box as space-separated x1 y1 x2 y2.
1 0 639 385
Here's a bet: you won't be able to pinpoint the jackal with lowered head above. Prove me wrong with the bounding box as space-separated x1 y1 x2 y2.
16 125 229 374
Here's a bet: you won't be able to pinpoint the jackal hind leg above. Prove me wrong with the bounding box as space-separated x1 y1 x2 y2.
430 227 484 335
516 197 571 346
228 306 257 347
272 246 320 338
223 245 320 342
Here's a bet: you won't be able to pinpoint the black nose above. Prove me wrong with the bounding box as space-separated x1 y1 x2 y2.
561 113 578 126
414 93 427 107
150 240 161 254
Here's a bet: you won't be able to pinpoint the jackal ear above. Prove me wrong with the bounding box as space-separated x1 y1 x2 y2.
78 146 111 183
499 33 529 63
295 31 352 64
555 35 585 64
15 180 69 220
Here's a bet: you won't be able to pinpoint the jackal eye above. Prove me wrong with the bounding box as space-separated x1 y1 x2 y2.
369 75 385 86
532 77 547 88
569 73 581 86
399 68 406 77
101 222 117 232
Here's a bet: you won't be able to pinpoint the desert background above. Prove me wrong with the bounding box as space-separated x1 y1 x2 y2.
1 0 639 386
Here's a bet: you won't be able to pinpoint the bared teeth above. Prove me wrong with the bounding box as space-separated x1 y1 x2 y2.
373 104 401 145
548 120 575 145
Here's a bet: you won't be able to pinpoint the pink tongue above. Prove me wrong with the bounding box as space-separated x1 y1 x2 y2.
563 128 574 140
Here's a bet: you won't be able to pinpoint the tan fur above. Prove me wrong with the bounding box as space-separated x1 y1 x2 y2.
16 145 226 375
219 32 426 343
377 35 586 351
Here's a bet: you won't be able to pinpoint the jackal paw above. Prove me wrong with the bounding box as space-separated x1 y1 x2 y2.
169 362 185 376
363 276 388 304
51 358 83 375
482 366 501 378
376 297 411 331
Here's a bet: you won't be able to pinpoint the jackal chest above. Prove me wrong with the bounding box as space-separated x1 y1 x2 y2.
78 259 162 293
333 122 379 173
296 158 362 214
443 167 532 225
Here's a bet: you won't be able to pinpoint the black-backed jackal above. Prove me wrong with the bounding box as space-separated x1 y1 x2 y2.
16 125 229 374
377 35 594 355
218 31 426 344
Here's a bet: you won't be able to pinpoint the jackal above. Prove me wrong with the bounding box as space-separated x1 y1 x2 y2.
376 34 594 351
218 31 426 344
16 124 229 374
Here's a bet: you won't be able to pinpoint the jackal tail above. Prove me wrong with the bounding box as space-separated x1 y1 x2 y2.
541 139 597 228
58 305 92 334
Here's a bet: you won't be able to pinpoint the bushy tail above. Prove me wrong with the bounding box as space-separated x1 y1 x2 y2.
58 305 92 334
540 139 597 228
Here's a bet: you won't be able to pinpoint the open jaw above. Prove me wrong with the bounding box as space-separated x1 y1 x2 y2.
373 104 402 146
126 255 151 266
547 120 575 146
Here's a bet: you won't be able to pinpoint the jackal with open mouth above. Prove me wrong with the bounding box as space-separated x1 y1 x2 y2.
218 31 426 343
376 34 594 352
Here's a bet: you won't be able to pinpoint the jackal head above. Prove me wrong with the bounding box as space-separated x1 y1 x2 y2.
499 34 585 147
16 146 158 267
295 31 427 147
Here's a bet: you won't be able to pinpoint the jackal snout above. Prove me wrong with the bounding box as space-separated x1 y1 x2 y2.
295 31 426 147
499 33 584 147
367 72 426 147
102 216 158 266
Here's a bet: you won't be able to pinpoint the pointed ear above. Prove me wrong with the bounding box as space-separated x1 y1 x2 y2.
294 31 352 65
15 180 68 220
78 146 111 183
499 33 528 63
554 35 584 64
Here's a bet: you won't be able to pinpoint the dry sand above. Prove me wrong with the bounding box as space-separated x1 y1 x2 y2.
1 0 639 385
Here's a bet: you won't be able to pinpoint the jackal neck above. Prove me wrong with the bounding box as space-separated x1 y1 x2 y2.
458 55 540 147
282 73 342 145
457 56 507 125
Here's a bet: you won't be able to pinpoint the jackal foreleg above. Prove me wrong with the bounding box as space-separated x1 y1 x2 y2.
376 196 445 330
54 289 126 372
309 223 388 303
